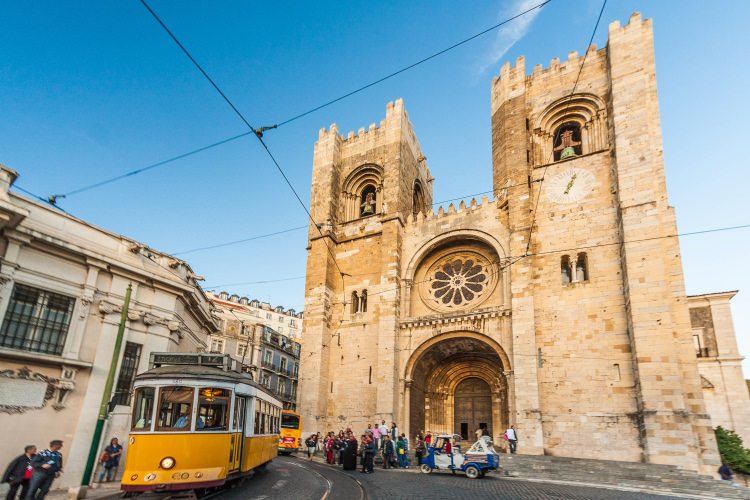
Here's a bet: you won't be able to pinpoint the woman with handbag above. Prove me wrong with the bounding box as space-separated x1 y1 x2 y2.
98 438 122 482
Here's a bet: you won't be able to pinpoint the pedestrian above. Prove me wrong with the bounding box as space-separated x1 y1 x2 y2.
316 432 323 453
378 421 388 447
382 436 395 469
401 433 409 468
24 440 63 500
342 432 358 471
3 445 36 500
396 436 406 468
718 462 734 481
415 436 425 465
390 422 399 442
98 438 122 482
425 430 432 449
362 434 375 474
371 423 381 450
475 427 483 441
305 435 317 460
505 425 518 454
359 435 367 469
325 434 334 464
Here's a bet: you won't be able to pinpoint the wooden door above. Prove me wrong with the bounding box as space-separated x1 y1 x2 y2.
453 378 492 440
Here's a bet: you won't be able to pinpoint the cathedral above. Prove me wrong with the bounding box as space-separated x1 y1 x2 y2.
297 13 750 474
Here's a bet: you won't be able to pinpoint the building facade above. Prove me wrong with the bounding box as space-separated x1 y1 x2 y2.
0 165 217 490
206 291 302 410
298 13 750 474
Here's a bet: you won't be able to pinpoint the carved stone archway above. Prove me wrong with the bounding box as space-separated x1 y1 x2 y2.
405 332 509 443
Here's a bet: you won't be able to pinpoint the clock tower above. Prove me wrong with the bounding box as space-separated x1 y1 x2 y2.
491 12 718 472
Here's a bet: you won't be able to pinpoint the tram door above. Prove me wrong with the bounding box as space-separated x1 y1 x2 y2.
229 396 246 472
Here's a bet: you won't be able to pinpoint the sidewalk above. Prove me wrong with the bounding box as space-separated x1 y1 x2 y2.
46 481 123 500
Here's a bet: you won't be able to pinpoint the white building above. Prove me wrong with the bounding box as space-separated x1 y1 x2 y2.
0 165 218 491
205 291 303 410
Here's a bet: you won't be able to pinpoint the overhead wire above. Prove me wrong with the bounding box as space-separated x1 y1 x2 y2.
524 0 607 257
51 1 551 201
138 0 348 283
274 0 553 128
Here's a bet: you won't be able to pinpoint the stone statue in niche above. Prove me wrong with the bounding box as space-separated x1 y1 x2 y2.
361 192 375 216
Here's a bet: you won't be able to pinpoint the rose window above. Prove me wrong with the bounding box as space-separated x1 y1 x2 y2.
420 251 498 312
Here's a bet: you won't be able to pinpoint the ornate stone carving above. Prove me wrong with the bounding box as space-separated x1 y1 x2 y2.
420 251 498 313
0 366 59 414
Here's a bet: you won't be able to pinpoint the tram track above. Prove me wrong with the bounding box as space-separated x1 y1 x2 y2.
285 455 366 500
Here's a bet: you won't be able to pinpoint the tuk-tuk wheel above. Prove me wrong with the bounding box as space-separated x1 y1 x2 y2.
420 464 432 474
465 465 480 479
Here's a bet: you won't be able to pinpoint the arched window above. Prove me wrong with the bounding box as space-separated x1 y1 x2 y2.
359 290 367 313
561 255 571 284
553 123 582 161
360 185 377 217
351 291 359 314
576 253 588 282
413 181 425 217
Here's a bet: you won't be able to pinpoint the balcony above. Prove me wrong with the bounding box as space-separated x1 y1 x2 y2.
696 347 710 358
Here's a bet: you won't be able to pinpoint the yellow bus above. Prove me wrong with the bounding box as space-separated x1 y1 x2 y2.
278 410 301 454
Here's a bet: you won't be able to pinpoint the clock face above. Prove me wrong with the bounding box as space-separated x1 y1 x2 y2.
546 167 596 204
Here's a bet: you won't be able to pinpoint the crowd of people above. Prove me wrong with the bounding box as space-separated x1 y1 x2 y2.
2 438 121 500
303 421 432 474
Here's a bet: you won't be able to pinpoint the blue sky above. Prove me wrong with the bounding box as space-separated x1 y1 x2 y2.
2 1 749 373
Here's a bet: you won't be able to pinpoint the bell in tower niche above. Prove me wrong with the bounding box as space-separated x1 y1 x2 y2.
554 127 582 160
361 191 375 216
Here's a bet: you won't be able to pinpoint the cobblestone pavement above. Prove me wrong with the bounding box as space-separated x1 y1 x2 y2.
289 454 696 500
216 455 361 500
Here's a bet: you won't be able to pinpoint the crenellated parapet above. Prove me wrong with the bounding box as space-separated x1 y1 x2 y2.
405 194 496 227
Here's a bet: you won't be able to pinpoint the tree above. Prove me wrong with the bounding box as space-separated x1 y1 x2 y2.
714 426 750 476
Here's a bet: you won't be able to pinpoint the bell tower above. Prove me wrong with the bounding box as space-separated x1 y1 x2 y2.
299 99 432 435
491 12 719 472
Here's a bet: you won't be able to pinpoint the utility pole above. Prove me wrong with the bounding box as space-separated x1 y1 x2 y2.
81 283 132 486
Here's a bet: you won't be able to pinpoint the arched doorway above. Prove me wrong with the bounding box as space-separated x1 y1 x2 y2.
406 333 509 442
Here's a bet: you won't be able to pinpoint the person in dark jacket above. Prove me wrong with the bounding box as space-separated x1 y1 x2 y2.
98 438 122 482
342 433 358 470
3 446 36 500
382 436 395 469
361 436 375 474
25 440 63 500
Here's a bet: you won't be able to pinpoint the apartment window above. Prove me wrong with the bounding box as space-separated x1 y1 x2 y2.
261 373 270 388
277 379 285 395
290 319 297 328
280 357 287 373
263 350 272 365
294 344 300 357
0 284 75 355
266 313 272 320
293 363 299 377
278 315 284 322
112 342 142 406
236 344 248 357
278 327 283 333
210 338 224 353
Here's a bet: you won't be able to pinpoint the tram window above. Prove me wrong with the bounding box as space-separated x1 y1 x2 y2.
233 396 246 431
197 388 230 430
156 387 194 430
254 399 260 435
131 387 155 430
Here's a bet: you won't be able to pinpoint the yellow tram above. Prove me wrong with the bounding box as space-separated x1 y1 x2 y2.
121 353 281 494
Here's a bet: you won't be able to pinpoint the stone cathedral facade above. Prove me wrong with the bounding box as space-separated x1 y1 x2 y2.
298 13 749 473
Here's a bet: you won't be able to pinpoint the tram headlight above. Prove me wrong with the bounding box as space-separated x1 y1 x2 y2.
160 456 176 469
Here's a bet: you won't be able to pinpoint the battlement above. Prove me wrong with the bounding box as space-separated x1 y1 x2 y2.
492 12 649 112
405 194 495 226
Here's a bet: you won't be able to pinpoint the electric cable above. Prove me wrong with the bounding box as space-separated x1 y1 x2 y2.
274 0 553 128
525 0 607 257
139 0 348 282
172 225 307 256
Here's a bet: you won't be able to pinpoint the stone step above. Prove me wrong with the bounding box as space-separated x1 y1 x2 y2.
492 454 748 499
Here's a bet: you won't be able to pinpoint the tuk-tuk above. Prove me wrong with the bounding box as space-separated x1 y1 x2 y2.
420 434 500 479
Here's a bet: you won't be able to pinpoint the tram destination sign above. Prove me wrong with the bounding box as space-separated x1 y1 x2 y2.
150 352 231 369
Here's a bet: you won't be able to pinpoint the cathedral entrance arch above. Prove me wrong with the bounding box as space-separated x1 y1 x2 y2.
406 332 509 442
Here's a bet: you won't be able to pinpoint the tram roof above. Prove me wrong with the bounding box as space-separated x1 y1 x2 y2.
135 365 278 401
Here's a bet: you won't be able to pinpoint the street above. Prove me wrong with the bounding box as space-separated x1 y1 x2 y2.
215 455 696 500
